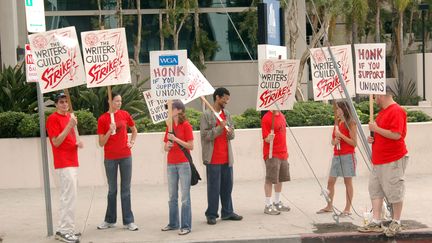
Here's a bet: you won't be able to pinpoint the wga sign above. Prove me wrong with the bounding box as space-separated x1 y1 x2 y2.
159 55 179 66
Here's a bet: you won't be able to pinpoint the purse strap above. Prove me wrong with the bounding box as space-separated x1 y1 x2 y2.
170 130 193 164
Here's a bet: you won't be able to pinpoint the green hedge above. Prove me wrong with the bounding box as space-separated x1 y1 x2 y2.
0 102 431 138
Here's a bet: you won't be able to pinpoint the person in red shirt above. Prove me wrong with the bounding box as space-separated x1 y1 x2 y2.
96 93 138 231
317 101 357 216
359 87 408 237
261 110 291 215
161 100 194 235
200 87 242 225
46 93 83 243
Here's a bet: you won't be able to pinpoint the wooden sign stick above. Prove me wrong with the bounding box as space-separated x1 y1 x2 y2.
63 88 81 143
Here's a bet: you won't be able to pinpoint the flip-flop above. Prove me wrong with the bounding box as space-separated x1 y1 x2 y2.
316 208 333 214
339 211 352 217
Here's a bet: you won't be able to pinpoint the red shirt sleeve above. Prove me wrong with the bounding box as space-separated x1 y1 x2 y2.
126 111 135 127
184 122 194 141
163 127 168 143
97 114 108 135
46 115 61 138
261 113 270 139
388 109 405 134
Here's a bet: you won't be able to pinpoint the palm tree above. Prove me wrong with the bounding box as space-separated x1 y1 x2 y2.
392 0 412 88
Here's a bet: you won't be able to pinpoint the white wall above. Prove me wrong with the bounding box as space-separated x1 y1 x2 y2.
404 53 432 102
1 122 431 189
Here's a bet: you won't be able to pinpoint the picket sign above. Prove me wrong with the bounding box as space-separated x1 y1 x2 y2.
310 45 355 101
81 27 132 135
353 43 386 124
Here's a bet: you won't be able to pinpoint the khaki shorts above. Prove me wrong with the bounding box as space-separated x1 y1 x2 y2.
265 157 290 184
369 156 408 203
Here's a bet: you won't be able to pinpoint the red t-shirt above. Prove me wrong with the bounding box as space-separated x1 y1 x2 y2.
210 111 229 164
97 110 135 160
372 103 408 165
163 121 194 164
46 112 79 169
261 111 288 161
333 121 355 155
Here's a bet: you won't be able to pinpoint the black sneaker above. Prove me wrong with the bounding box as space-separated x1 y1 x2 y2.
222 213 243 221
206 217 216 225
55 231 80 243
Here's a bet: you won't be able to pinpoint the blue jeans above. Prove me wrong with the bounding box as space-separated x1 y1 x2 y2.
104 156 134 225
167 162 192 230
205 164 234 219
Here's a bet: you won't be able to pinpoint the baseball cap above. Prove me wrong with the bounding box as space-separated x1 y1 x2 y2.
53 92 67 103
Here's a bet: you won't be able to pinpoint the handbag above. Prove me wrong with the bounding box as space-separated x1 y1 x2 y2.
171 131 201 186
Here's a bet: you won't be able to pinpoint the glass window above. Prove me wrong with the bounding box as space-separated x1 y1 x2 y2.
199 0 253 8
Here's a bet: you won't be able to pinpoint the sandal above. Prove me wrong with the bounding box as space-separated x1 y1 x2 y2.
339 211 352 217
316 208 333 214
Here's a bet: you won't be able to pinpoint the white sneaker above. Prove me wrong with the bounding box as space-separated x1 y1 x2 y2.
125 222 139 231
55 231 79 243
97 221 115 230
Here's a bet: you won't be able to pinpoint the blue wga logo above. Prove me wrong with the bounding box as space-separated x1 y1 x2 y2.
159 55 179 66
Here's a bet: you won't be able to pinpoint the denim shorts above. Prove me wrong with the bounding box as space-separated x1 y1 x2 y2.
329 153 356 177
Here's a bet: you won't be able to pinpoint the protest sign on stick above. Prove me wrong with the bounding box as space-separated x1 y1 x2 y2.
81 27 131 134
310 45 355 101
256 59 299 111
143 90 168 124
28 26 86 94
354 43 386 125
150 50 188 101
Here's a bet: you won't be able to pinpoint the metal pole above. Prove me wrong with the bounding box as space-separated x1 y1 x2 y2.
327 47 372 161
36 82 53 236
422 9 426 101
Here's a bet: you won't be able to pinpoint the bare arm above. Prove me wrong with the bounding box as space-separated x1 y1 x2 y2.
339 122 357 147
127 125 138 148
167 133 194 150
98 123 115 147
369 122 401 140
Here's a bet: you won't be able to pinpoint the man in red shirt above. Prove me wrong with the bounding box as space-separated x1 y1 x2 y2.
359 86 408 237
200 87 242 225
46 93 83 243
261 110 291 215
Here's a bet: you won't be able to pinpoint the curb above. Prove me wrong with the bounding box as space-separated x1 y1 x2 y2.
300 228 432 242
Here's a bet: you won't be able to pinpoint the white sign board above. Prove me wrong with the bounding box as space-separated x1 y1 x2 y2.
182 59 215 104
24 0 46 33
143 90 168 124
81 28 131 88
150 50 188 100
258 44 287 60
28 26 86 93
310 45 355 101
25 44 38 82
256 59 299 110
354 43 386 95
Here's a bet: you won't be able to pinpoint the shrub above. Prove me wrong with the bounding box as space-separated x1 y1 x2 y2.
18 113 40 137
407 110 432 122
185 108 202 130
0 111 27 138
135 117 166 133
74 110 97 135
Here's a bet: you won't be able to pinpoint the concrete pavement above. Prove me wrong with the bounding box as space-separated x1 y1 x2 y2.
0 174 431 243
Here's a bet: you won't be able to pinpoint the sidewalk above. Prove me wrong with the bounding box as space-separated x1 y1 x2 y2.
0 174 431 243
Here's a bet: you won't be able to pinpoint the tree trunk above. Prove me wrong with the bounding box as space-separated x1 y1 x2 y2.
397 11 404 87
159 11 164 50
297 13 330 101
375 1 380 43
406 8 414 52
116 0 123 28
286 0 299 59
194 5 205 67
133 0 142 83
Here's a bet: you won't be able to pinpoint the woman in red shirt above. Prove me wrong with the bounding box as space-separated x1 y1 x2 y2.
317 101 357 216
96 93 138 231
161 100 194 235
